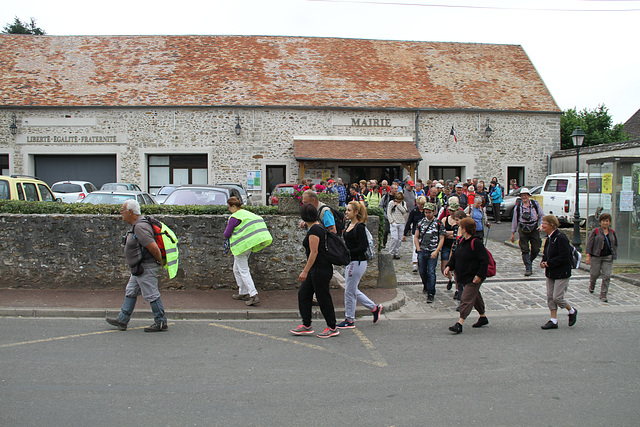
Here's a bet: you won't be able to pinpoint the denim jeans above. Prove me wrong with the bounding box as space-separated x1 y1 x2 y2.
417 250 438 296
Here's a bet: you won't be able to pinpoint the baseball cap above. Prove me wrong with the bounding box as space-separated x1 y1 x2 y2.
407 180 415 187
435 183 443 188
455 183 463 188
328 179 334 183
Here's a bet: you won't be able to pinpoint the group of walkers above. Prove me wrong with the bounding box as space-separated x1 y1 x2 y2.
106 175 618 337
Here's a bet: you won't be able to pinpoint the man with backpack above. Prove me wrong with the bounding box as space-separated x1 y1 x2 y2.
106 199 168 332
510 188 543 276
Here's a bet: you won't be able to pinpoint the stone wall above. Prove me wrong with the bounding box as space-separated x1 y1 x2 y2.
0 214 379 291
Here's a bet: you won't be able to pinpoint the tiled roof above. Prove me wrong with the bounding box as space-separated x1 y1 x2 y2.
0 35 559 112
624 108 640 139
295 140 422 162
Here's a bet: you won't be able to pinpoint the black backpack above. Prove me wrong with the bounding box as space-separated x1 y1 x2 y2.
319 204 345 236
319 225 351 266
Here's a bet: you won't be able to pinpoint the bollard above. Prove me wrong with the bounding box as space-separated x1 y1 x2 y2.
377 252 398 289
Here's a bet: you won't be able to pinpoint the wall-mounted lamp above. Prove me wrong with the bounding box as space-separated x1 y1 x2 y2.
9 113 17 136
234 115 241 136
484 118 493 139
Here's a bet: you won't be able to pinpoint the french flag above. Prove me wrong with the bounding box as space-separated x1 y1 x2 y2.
450 125 457 142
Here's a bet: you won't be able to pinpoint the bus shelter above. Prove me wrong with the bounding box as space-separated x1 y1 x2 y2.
586 156 640 263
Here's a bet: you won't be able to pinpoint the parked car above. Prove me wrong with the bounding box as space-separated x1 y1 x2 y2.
100 182 142 192
0 175 57 202
487 185 542 220
51 180 98 203
163 185 241 206
268 183 297 205
81 190 157 205
152 185 182 204
216 182 256 205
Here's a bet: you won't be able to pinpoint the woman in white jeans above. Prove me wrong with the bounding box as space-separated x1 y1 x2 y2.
337 201 383 329
387 191 408 259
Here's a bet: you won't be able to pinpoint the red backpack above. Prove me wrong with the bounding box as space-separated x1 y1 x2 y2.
471 238 496 277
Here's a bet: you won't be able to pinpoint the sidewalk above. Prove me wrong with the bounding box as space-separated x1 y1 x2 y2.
1 237 639 321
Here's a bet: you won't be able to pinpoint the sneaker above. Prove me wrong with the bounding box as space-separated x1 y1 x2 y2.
245 295 260 306
232 293 250 300
588 287 595 294
317 327 340 338
446 279 453 290
144 322 168 332
412 264 418 272
393 255 401 260
524 270 532 277
106 317 127 331
568 308 578 327
426 294 434 303
336 319 355 329
453 291 459 300
372 304 383 324
472 316 489 328
541 320 558 330
290 324 314 335
448 322 463 334
600 296 608 303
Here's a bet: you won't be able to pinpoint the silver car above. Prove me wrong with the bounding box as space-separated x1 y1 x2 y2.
51 180 98 203
81 190 157 205
163 185 241 206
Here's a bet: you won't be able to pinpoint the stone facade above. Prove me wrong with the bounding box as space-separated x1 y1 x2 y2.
0 213 379 291
2 107 560 201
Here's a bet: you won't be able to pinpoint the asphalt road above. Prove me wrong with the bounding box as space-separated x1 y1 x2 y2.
2 311 639 426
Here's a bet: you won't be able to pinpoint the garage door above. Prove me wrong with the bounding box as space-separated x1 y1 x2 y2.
35 155 117 189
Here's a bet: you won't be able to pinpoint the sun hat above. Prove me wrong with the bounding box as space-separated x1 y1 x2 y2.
520 187 531 195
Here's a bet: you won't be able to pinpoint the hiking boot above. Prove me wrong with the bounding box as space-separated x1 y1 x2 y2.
472 317 489 328
144 322 168 332
449 323 463 334
336 319 355 329
232 293 250 301
106 318 127 331
372 304 383 324
317 327 340 338
245 295 260 306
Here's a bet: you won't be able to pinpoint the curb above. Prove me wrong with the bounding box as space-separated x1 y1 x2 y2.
0 292 407 320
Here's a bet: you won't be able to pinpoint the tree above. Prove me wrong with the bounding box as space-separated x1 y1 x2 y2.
2 17 45 35
560 104 630 150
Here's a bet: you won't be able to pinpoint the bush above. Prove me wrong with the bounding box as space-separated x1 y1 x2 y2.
0 200 279 216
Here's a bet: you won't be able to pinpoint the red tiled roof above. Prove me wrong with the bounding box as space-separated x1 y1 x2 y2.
295 140 422 162
0 35 559 112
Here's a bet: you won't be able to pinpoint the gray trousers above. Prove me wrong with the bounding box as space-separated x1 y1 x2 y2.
546 277 571 311
589 255 613 298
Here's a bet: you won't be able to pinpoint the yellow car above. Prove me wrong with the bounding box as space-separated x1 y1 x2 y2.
0 175 57 202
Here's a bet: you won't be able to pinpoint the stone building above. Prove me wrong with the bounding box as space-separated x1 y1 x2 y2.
0 35 560 203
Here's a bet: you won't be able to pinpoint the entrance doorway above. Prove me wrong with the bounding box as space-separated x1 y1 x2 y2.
507 166 525 189
266 165 286 205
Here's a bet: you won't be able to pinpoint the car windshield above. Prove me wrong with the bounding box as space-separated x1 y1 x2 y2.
158 186 179 195
276 187 294 195
101 184 129 191
52 183 83 193
164 189 228 205
82 193 135 204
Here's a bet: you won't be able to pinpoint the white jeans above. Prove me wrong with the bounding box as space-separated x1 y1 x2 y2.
388 223 404 256
233 249 258 297
344 260 375 322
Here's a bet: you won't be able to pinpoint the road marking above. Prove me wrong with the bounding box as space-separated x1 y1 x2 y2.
0 324 173 349
209 322 388 368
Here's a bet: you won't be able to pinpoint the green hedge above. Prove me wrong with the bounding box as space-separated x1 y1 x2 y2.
0 200 278 216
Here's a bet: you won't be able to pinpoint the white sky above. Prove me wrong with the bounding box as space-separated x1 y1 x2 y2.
2 0 639 124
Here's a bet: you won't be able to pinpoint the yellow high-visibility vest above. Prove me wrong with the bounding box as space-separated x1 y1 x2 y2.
229 209 273 255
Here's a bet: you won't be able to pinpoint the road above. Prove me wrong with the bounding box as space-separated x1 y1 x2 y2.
2 311 639 426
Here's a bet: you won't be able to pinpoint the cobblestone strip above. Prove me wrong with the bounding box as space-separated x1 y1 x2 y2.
385 236 640 316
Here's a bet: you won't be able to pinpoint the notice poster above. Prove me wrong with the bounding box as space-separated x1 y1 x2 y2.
246 171 261 190
602 173 613 194
622 176 632 192
619 191 633 212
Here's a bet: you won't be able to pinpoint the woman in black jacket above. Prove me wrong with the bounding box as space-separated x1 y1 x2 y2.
539 215 578 329
337 201 383 329
444 217 489 334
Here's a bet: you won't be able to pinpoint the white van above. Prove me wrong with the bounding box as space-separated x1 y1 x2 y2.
541 173 606 225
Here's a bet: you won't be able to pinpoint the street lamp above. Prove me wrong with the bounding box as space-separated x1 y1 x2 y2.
234 115 242 136
484 118 492 139
9 113 17 136
571 126 586 251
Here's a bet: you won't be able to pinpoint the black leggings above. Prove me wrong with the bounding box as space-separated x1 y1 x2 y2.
298 266 336 328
